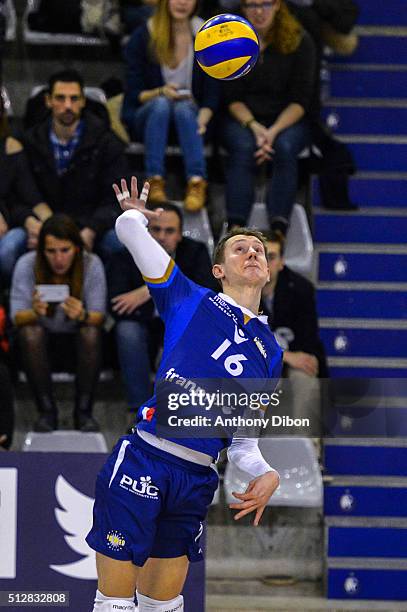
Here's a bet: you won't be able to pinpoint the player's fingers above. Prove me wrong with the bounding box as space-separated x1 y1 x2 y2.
232 490 257 501
120 178 129 194
113 182 128 205
253 506 266 526
233 503 259 521
131 176 138 199
139 181 150 203
229 496 260 509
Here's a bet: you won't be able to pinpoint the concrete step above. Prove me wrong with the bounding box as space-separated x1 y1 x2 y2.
356 0 407 26
315 208 407 243
312 174 407 208
320 327 407 359
207 592 407 611
317 286 407 318
322 103 407 135
317 250 407 283
324 438 407 477
340 137 407 172
327 356 407 378
330 66 407 99
332 30 407 65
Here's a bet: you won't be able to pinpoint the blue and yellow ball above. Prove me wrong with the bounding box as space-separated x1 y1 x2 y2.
194 13 259 81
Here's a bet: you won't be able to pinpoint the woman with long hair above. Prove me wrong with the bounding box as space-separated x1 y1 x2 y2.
121 0 219 211
222 0 317 232
10 214 106 432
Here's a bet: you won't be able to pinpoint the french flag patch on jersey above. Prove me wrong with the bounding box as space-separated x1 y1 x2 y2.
142 407 155 421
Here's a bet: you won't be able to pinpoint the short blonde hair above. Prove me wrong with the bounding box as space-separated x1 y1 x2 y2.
213 227 268 265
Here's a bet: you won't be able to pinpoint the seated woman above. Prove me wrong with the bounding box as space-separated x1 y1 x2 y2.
222 0 317 233
10 214 106 433
121 0 219 211
0 93 47 284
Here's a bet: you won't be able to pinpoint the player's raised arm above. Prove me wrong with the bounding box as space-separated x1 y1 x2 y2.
113 176 170 279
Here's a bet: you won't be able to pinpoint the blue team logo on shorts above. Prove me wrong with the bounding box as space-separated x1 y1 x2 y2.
106 530 126 551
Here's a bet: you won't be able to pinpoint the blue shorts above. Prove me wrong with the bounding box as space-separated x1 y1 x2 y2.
86 434 218 567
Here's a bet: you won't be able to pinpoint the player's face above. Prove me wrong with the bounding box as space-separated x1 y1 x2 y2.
265 240 284 284
168 0 196 20
242 0 280 35
149 210 182 255
46 81 85 127
43 235 78 275
214 234 269 288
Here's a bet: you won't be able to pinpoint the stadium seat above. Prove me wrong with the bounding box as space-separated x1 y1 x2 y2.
183 207 214 256
1 0 16 41
22 431 108 452
248 203 314 276
284 203 314 277
23 0 108 45
224 437 323 507
247 201 269 231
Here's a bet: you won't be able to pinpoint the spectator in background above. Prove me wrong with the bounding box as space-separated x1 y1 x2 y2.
10 215 106 433
120 0 158 33
22 69 128 262
222 0 316 234
0 0 5 82
199 0 240 20
287 0 358 57
287 0 359 210
0 282 14 450
0 93 48 284
121 0 219 211
262 230 327 433
107 202 217 416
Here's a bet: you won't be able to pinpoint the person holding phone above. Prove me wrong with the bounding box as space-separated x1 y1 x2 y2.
121 0 219 211
10 214 106 432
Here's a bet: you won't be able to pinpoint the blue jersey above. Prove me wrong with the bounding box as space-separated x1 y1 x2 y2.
134 260 282 459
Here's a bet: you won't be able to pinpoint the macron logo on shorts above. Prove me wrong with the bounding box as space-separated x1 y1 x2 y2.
112 605 134 611
141 406 155 421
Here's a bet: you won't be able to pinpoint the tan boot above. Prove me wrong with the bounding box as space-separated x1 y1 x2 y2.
147 176 167 203
184 177 207 212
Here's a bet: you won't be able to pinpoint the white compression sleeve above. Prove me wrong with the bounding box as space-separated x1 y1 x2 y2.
227 437 278 479
115 209 171 279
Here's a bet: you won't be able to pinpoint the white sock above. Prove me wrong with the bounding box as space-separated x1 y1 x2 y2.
136 591 183 612
92 589 136 611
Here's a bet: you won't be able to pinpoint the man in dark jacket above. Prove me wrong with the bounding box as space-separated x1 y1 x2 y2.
107 201 218 413
22 69 128 260
262 230 327 435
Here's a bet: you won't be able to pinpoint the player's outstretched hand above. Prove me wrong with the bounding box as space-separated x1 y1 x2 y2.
112 176 163 221
229 470 280 526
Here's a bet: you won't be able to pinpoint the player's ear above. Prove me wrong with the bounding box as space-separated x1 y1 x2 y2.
212 263 225 280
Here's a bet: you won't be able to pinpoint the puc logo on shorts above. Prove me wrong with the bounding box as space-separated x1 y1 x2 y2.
120 474 160 500
106 530 126 551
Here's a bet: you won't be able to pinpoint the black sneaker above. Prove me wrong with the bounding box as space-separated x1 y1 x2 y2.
75 415 100 433
34 414 57 433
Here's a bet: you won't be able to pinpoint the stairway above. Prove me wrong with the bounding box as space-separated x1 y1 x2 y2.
315 1 407 602
314 0 407 379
